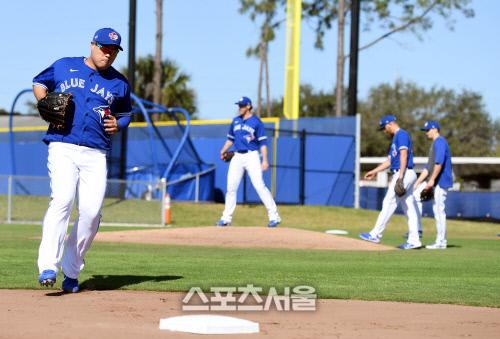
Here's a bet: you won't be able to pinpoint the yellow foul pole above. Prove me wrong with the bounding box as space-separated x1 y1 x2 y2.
283 0 302 119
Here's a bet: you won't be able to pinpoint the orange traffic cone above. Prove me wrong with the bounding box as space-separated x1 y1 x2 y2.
164 193 171 225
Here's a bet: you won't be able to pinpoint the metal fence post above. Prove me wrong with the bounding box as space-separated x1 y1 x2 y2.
7 175 12 224
195 173 200 203
300 129 306 205
160 178 166 226
243 172 247 204
354 113 361 209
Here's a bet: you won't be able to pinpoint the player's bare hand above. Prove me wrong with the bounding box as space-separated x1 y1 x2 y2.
261 160 269 171
104 115 119 135
364 171 376 180
425 179 435 191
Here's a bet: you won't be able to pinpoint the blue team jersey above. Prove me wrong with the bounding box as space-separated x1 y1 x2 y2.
33 57 132 151
227 115 267 151
429 136 453 188
388 128 414 171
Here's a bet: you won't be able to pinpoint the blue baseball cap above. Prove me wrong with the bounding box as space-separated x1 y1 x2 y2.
93 28 123 51
378 114 396 130
235 96 252 107
420 120 440 131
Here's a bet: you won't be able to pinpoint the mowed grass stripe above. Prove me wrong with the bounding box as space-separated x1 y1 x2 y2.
0 220 499 307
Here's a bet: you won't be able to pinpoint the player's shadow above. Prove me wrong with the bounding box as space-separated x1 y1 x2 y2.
45 274 183 296
80 274 183 290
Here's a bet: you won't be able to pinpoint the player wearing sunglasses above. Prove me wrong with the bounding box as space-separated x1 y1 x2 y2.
32 27 131 293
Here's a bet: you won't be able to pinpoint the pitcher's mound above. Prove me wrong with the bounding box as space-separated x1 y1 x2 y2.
95 227 393 251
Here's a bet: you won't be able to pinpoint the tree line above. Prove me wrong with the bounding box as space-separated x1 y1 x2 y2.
118 54 498 157
126 0 475 121
267 80 500 157
238 0 474 116
6 57 496 157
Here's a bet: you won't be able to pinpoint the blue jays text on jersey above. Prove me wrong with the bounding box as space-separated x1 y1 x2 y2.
388 128 414 171
60 80 115 104
227 115 267 151
33 57 132 151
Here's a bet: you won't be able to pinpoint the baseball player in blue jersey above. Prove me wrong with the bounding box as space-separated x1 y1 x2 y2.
359 115 422 249
216 97 281 227
414 120 453 249
34 28 132 292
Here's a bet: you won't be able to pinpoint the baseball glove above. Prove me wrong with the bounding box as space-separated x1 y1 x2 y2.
420 187 434 201
394 178 407 197
221 151 235 162
37 92 73 129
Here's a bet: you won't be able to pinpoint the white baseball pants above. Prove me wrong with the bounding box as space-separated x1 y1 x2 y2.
221 151 279 222
414 182 448 245
413 182 425 233
431 185 448 245
369 169 422 246
38 142 107 279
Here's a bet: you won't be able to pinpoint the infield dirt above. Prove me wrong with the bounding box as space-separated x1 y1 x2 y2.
1 289 499 338
94 226 394 251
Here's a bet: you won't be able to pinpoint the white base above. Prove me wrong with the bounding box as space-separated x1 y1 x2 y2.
325 229 348 235
159 314 260 334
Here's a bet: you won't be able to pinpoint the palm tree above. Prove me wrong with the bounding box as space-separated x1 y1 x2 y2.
239 0 283 117
123 56 198 121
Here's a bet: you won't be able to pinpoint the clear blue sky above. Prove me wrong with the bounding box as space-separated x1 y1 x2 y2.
1 0 498 121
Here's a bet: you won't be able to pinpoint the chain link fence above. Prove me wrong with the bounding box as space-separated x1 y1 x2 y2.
0 173 211 227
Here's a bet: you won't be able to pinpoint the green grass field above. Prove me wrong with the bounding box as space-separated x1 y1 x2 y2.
1 202 499 307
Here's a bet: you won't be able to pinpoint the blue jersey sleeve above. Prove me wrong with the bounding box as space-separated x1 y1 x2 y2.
433 138 446 164
395 131 410 150
115 83 132 130
116 115 131 130
227 121 235 141
33 61 58 92
117 84 132 113
255 120 267 147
